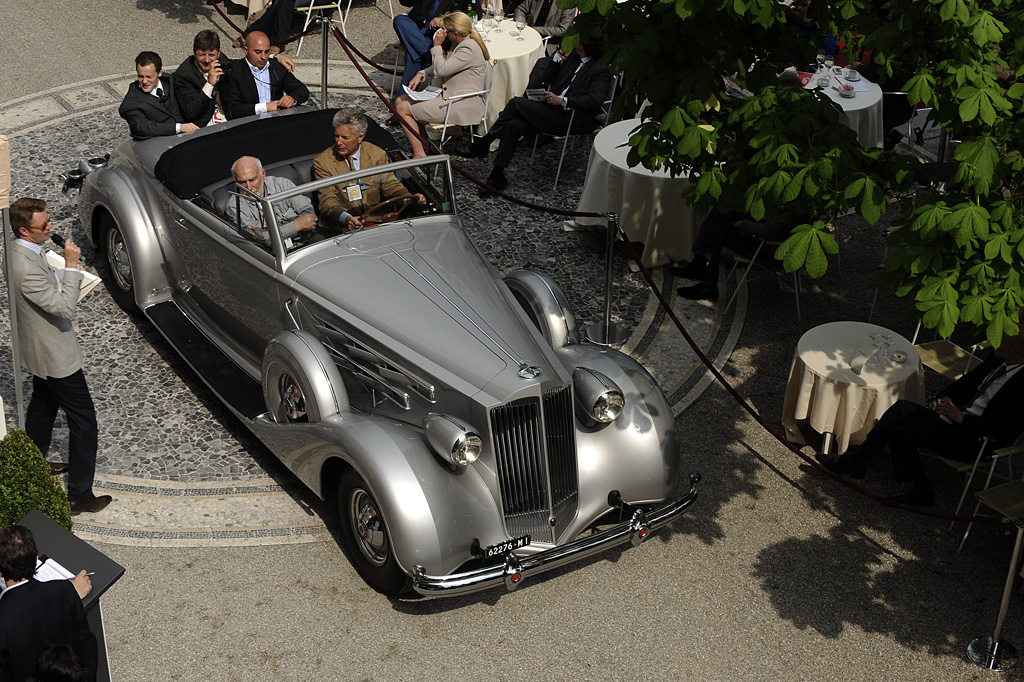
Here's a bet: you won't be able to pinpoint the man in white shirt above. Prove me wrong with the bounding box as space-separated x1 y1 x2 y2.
819 324 1024 506
223 31 309 119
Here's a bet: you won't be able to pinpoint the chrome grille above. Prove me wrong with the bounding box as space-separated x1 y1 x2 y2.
490 384 578 543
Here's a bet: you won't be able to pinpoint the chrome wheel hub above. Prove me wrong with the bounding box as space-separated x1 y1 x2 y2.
107 229 132 291
350 489 388 567
280 376 306 421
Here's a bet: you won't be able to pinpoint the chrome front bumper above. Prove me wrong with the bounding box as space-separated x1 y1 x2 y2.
411 484 698 597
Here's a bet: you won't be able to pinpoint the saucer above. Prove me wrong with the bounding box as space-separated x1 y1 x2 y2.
838 89 856 98
844 70 860 81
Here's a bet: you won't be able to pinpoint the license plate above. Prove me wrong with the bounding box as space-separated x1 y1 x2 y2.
483 534 530 558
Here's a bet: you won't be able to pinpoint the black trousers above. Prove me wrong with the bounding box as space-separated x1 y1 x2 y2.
247 0 300 43
489 96 572 169
25 370 98 502
857 399 981 490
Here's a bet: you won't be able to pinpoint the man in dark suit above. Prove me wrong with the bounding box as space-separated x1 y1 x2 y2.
174 30 297 127
819 325 1024 506
393 0 463 87
118 51 200 140
0 525 97 682
223 31 309 119
453 28 613 195
8 198 112 514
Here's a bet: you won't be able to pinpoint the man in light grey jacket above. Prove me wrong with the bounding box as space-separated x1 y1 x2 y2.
226 155 317 245
8 198 111 513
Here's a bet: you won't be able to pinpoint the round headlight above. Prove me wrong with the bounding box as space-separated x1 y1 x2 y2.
452 432 482 465
592 390 625 423
573 368 625 424
423 413 483 468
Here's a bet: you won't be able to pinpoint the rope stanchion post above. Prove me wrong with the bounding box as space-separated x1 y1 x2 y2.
585 213 629 346
967 515 1024 670
319 9 331 108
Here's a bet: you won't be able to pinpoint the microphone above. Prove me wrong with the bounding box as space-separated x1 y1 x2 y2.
51 233 66 248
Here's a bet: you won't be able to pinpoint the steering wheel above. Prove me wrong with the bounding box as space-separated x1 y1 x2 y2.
359 194 419 227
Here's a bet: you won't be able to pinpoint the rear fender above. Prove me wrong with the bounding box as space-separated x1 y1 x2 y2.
80 164 178 309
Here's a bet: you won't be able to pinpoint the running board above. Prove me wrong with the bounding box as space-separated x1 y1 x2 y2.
145 301 266 420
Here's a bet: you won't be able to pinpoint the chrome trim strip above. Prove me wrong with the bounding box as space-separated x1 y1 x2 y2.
411 486 698 597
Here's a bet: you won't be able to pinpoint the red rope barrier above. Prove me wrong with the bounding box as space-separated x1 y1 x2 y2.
208 0 321 48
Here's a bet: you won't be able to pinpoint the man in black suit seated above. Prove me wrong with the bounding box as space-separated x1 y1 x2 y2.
175 30 297 128
223 31 309 119
453 28 613 196
818 324 1024 506
0 525 97 682
118 51 200 140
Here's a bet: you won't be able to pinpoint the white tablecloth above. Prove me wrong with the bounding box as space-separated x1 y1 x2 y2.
228 0 272 19
782 321 925 454
574 118 701 268
806 74 884 148
480 24 544 127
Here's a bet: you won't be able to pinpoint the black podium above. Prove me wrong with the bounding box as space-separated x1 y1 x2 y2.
19 509 125 682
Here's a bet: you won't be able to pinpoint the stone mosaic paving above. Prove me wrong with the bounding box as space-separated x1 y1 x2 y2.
0 64 742 545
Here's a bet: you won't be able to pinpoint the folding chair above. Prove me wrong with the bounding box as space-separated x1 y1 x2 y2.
723 228 803 324
295 0 344 56
911 319 989 380
427 59 497 147
937 430 1024 552
530 75 618 191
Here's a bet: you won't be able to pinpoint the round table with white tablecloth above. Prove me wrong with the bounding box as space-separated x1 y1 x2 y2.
804 71 884 148
781 321 925 454
573 118 702 269
478 23 544 127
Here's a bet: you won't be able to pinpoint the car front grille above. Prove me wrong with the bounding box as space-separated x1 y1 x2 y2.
490 384 578 544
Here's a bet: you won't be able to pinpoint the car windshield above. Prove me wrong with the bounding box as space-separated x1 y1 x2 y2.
250 156 457 254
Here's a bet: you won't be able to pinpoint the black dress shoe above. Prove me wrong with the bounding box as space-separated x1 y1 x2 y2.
816 453 866 479
667 259 710 281
887 487 935 508
385 114 400 127
478 173 508 197
452 142 488 159
69 495 112 514
48 462 68 476
677 282 720 301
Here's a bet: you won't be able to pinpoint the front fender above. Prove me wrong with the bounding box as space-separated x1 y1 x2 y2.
79 161 177 309
250 412 506 578
558 344 681 515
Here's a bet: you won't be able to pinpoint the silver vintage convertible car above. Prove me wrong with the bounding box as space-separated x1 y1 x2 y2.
78 107 697 597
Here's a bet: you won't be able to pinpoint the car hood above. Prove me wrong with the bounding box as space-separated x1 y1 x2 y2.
290 221 565 401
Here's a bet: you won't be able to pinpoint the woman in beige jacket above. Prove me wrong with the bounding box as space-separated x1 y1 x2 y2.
394 12 490 157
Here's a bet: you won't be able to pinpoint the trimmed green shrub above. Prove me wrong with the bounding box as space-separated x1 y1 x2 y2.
0 430 73 530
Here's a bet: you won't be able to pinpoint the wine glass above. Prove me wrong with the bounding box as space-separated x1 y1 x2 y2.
515 18 526 40
815 49 825 71
494 8 504 31
824 54 835 70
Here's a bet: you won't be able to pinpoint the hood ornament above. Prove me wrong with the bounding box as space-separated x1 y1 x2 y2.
517 364 541 379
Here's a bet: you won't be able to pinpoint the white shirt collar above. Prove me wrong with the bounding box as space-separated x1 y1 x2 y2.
15 238 42 255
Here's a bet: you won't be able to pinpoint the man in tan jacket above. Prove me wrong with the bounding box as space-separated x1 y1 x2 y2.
313 108 424 234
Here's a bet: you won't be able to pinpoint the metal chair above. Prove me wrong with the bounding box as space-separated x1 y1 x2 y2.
530 75 618 191
723 231 803 324
294 0 344 55
427 59 497 147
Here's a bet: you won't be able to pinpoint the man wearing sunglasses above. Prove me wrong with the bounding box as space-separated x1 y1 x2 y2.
6 198 111 514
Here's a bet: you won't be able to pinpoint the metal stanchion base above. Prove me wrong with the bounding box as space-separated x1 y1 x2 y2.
585 321 629 347
967 637 1018 671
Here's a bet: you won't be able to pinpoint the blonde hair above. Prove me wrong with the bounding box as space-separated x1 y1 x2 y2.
443 11 490 61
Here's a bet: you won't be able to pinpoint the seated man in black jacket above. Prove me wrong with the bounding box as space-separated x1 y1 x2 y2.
118 51 200 140
223 31 309 119
453 28 613 196
175 30 297 127
819 325 1024 506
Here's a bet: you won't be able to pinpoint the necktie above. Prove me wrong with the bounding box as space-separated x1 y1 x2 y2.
155 87 165 102
556 62 583 97
536 0 555 24
421 0 443 34
346 157 355 171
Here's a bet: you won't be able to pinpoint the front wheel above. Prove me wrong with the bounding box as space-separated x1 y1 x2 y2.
100 216 139 314
336 470 412 596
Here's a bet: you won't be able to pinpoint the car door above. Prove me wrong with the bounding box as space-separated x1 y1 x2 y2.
169 199 286 360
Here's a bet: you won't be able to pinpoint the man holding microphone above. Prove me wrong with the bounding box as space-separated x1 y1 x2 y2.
7 198 111 514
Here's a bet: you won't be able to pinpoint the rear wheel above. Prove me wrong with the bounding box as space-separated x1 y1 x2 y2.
336 470 412 596
100 216 139 314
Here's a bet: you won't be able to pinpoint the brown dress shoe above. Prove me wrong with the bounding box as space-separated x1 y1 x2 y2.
69 495 112 514
49 462 68 476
